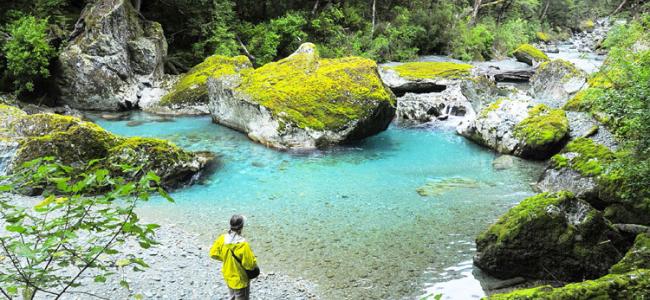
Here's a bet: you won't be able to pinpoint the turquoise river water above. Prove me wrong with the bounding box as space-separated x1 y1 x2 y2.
93 112 544 300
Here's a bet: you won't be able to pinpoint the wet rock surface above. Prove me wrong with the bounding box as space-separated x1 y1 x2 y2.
57 0 167 111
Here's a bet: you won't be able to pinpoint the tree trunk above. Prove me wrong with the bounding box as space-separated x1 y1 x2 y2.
540 0 550 20
133 0 142 12
371 0 377 36
470 0 482 26
612 0 628 15
312 0 320 15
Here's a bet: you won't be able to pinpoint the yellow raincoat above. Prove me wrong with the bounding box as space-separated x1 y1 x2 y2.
209 233 257 289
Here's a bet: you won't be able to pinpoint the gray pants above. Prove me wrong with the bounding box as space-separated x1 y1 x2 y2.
228 286 250 300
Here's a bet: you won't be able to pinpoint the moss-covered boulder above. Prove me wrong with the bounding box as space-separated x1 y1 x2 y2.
536 32 551 43
57 0 167 110
147 55 252 115
488 234 650 299
459 99 568 159
487 269 650 300
475 192 626 281
208 43 396 150
513 44 549 66
530 60 587 108
0 105 213 190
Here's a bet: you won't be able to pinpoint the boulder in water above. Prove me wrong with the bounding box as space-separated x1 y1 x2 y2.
207 43 396 150
0 104 213 190
57 0 167 111
458 99 569 159
475 191 626 281
512 44 549 66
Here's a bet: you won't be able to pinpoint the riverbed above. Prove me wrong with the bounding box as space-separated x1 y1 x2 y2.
92 112 544 299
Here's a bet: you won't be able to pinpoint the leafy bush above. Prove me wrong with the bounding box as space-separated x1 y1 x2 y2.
0 157 174 298
192 0 239 57
2 15 55 93
451 21 494 61
493 18 536 55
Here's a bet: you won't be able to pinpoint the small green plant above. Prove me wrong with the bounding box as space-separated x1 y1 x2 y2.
0 157 173 299
2 15 55 93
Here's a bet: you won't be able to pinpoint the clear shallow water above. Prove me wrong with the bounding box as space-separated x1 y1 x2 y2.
94 112 543 299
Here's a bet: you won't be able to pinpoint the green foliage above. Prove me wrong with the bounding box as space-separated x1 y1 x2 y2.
0 158 173 298
493 19 537 55
192 0 239 57
451 21 494 61
2 15 55 93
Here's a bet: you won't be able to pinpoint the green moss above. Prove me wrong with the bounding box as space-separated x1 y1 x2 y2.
537 59 584 84
513 44 550 63
610 233 650 274
580 19 596 32
385 62 474 80
514 104 569 148
550 138 615 177
160 55 252 106
488 269 650 300
479 98 505 118
477 192 574 244
564 88 605 111
237 50 394 131
108 137 193 180
536 32 551 42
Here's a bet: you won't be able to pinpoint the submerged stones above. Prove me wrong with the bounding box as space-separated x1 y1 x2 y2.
146 55 253 115
513 44 550 66
57 0 167 111
474 192 625 281
416 177 481 197
458 99 569 160
0 104 213 190
208 43 396 150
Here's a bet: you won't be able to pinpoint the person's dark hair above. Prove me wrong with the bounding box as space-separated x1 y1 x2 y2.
230 214 245 232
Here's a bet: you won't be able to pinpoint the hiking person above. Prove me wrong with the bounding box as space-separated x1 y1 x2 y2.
209 214 259 300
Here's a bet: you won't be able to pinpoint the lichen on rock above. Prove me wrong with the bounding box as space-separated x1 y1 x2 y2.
0 105 213 190
458 99 568 159
512 44 549 66
384 62 473 80
154 55 252 113
208 42 396 150
57 0 168 111
475 191 625 281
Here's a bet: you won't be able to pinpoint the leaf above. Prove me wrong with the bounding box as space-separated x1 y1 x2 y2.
0 185 11 192
5 224 27 233
134 294 144 300
119 280 130 290
116 258 131 267
94 275 107 283
157 187 174 203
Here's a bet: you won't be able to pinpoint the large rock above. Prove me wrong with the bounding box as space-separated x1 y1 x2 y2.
379 62 497 126
208 43 395 150
530 60 587 108
475 192 626 281
458 99 569 159
0 104 213 190
512 44 549 66
490 233 650 300
57 0 167 111
538 138 650 225
144 55 253 115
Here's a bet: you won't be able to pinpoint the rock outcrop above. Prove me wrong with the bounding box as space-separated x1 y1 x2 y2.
475 192 626 281
530 60 587 108
145 55 253 115
490 233 650 299
379 62 497 126
208 43 395 150
0 104 213 190
458 99 569 159
57 0 167 111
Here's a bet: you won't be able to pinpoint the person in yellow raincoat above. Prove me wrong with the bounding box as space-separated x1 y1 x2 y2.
210 215 258 300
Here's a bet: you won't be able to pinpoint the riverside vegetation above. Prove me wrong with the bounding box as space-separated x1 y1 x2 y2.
1 0 650 299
